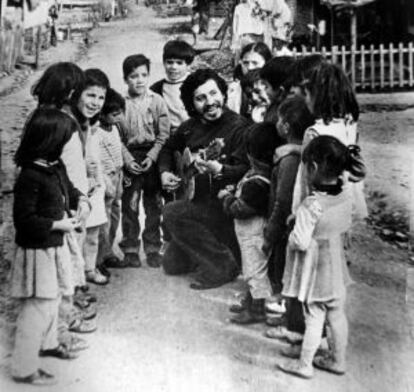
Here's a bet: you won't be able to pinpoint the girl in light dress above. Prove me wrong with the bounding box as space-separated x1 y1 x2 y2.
278 135 363 379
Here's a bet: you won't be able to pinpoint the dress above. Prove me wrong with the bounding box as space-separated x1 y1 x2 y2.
291 118 368 220
282 187 353 303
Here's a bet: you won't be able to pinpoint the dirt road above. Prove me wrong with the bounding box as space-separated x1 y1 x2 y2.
0 4 413 392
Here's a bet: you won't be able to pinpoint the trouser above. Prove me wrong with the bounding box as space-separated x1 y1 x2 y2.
12 297 59 377
83 226 101 272
285 298 305 334
235 217 272 299
120 165 162 255
301 295 348 367
162 200 240 285
98 171 122 262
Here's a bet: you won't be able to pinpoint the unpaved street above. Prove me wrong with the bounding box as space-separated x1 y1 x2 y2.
0 4 413 392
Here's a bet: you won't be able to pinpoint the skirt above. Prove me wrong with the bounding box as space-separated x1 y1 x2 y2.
10 235 74 299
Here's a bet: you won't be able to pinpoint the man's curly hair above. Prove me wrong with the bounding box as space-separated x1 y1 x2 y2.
180 69 228 117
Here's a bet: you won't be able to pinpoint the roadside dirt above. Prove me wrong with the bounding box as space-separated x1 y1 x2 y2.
0 4 413 392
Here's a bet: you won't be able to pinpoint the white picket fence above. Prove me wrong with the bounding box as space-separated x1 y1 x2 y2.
292 42 414 91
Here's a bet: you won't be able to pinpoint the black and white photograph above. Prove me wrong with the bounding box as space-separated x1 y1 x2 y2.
0 0 413 390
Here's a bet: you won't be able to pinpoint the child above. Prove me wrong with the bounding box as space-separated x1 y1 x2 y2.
292 62 367 219
11 108 88 385
259 56 296 123
97 88 134 269
263 97 314 330
218 123 282 324
31 62 94 344
240 69 267 123
151 39 195 135
120 54 171 268
278 135 358 379
69 68 110 286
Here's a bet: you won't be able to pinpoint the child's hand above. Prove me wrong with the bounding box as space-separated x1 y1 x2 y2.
217 189 230 200
126 160 143 175
52 217 81 233
161 172 181 192
76 200 90 223
140 157 153 172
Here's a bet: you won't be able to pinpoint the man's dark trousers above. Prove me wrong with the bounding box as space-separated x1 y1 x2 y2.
162 199 240 285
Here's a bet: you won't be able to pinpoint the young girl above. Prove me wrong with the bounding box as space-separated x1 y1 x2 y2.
11 108 89 385
218 123 283 324
227 42 272 117
292 62 367 218
69 68 109 285
278 135 359 379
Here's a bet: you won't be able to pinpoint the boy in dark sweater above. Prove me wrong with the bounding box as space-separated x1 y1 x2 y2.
218 122 283 324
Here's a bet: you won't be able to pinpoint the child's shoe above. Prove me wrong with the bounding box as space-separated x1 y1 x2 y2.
265 299 286 314
230 298 266 325
265 326 303 344
86 269 109 285
13 369 57 386
104 255 129 268
124 252 141 268
313 356 346 375
278 359 314 379
147 252 162 268
229 291 252 314
265 313 285 327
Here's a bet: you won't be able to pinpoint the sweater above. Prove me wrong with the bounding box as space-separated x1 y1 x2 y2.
121 89 170 162
158 109 250 201
13 161 82 249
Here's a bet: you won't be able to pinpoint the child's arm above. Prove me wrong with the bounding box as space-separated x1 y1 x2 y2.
145 96 171 165
288 196 322 251
221 178 269 219
264 155 300 245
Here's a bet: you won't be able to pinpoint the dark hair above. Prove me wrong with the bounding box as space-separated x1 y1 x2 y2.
302 135 360 181
306 62 359 124
180 68 228 117
32 62 85 109
101 88 125 115
260 56 296 91
70 68 109 126
234 42 272 80
246 122 284 164
278 96 315 140
291 54 325 88
163 40 195 64
240 69 262 94
15 108 77 166
123 54 150 79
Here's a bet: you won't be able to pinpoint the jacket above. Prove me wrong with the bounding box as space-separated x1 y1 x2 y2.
13 161 83 249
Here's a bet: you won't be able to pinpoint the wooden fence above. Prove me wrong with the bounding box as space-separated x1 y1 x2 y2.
0 27 24 73
292 42 414 92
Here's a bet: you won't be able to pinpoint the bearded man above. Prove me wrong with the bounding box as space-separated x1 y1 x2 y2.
158 68 250 290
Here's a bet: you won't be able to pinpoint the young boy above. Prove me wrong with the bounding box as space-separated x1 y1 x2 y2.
96 88 135 271
119 54 170 268
263 96 314 341
150 40 195 135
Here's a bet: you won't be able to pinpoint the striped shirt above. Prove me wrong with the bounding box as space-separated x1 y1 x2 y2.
97 125 123 175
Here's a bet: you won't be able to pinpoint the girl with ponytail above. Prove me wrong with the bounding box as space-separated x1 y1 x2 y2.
278 135 359 379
